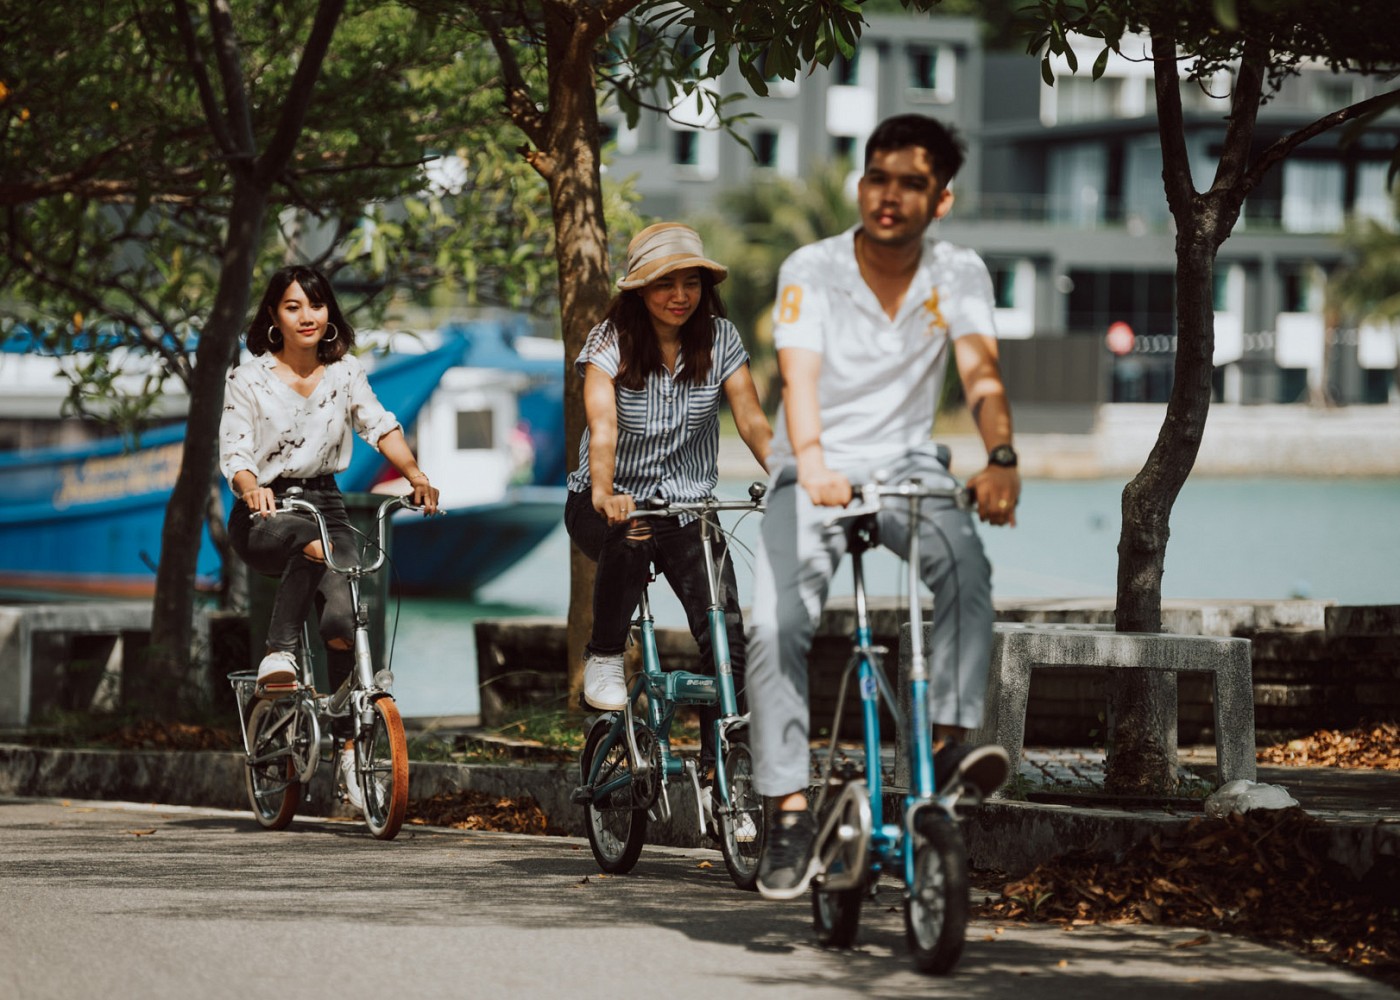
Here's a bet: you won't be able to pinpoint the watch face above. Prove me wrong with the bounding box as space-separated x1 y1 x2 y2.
989 445 1018 467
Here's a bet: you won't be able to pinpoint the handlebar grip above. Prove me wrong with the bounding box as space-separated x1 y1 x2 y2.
640 496 668 511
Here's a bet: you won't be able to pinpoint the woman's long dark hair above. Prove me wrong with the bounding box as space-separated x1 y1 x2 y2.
606 269 726 390
245 265 354 363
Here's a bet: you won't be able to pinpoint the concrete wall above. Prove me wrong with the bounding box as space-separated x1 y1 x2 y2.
476 598 1400 746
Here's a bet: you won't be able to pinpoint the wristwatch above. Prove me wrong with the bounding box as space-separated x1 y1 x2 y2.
988 444 1018 468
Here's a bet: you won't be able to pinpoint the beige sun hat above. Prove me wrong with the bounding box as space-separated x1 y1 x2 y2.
617 222 728 290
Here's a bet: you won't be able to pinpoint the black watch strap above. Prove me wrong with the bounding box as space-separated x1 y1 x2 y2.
988 444 1018 468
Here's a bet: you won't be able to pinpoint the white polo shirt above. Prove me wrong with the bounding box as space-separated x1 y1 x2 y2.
769 226 998 473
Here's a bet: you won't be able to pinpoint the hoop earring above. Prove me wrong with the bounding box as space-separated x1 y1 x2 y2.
323 323 339 343
267 325 282 345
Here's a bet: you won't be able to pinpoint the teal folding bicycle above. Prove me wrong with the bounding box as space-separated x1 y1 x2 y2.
572 485 766 890
809 478 980 974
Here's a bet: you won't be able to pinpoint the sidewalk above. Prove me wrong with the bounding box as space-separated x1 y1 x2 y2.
2 735 1394 880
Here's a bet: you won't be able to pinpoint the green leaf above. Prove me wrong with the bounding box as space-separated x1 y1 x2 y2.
1041 56 1055 87
1213 0 1240 31
1092 46 1109 81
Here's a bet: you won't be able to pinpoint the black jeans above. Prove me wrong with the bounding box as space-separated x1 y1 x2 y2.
228 485 358 696
565 489 747 773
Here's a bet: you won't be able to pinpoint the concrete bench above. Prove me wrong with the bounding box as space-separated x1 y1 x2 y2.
898 622 1257 787
0 603 154 728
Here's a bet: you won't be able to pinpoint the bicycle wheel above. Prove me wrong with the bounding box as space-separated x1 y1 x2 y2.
812 789 866 948
718 729 764 892
581 719 647 873
244 698 302 830
904 810 970 975
813 879 864 947
359 696 409 840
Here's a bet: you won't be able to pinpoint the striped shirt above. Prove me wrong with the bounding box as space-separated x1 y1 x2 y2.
566 318 749 506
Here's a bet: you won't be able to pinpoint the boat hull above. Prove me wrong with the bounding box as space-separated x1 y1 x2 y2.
387 485 564 597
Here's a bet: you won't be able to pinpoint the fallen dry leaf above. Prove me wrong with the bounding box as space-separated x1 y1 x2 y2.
974 808 1400 985
696 860 713 869
1257 722 1400 770
126 829 157 837
407 790 551 835
1173 934 1211 949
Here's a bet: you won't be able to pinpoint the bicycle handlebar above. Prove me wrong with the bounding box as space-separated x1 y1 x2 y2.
629 481 767 520
824 479 975 527
250 489 421 576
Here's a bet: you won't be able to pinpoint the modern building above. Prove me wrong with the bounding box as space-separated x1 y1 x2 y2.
603 15 1400 425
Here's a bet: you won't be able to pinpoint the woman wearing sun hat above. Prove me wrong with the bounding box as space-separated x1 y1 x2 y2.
564 222 772 787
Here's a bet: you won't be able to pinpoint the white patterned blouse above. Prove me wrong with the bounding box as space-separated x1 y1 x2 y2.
218 353 400 490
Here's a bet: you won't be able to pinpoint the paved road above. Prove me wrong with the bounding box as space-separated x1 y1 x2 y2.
1 797 1393 1000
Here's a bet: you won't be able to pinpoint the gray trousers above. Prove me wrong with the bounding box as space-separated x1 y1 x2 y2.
746 445 994 797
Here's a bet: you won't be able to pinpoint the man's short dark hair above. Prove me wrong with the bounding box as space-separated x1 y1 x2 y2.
864 114 966 188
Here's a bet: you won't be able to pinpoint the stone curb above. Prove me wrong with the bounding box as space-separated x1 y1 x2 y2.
2 743 1394 880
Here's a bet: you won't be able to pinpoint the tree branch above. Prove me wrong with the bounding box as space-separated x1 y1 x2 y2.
1210 38 1266 199
206 0 258 159
1150 29 1194 218
1239 86 1400 201
172 0 238 157
477 5 549 149
256 0 347 186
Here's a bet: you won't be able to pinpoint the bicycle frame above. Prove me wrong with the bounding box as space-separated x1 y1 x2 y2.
579 490 762 832
813 482 975 889
229 490 419 802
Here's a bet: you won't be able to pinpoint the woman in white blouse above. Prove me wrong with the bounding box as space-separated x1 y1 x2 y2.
219 266 439 711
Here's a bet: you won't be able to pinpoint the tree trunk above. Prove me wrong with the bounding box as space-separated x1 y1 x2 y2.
1107 218 1219 793
536 13 611 713
138 180 267 718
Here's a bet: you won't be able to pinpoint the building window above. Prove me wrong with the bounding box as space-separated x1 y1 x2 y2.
747 126 796 176
906 44 955 103
1047 143 1107 227
991 264 1017 309
1313 76 1356 113
1282 161 1345 233
598 118 638 156
1052 76 1117 125
909 46 938 90
1281 270 1318 313
1354 161 1396 227
832 135 857 164
753 129 778 168
756 51 800 97
1067 269 1175 336
834 52 859 86
671 126 718 180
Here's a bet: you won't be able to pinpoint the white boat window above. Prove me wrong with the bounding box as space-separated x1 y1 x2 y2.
456 409 494 450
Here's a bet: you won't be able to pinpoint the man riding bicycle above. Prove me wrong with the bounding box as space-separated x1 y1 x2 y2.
747 114 1020 900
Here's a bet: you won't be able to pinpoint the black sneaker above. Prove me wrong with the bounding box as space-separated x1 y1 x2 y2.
756 808 818 900
934 742 1010 799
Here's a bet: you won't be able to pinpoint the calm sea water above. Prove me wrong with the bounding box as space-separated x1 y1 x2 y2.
387 476 1400 720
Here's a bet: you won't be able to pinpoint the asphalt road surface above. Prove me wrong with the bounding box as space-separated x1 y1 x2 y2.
1 797 1393 1000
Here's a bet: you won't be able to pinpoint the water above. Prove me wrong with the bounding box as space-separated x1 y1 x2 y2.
386 476 1400 720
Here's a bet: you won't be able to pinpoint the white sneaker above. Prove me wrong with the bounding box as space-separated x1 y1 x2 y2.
257 650 297 687
701 784 717 840
339 741 365 812
583 653 627 710
733 804 758 843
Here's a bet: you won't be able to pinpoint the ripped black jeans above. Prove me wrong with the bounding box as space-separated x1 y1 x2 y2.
564 488 747 774
228 485 358 700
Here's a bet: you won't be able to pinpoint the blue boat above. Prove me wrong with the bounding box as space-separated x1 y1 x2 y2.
0 320 566 597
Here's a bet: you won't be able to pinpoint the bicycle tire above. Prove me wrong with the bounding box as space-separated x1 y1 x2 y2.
581 718 647 873
244 698 302 830
904 810 970 975
359 697 409 840
718 729 764 892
